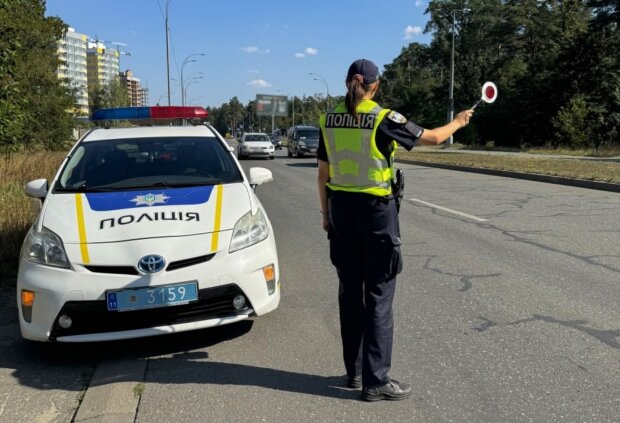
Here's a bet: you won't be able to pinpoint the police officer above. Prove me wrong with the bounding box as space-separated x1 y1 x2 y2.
317 59 473 401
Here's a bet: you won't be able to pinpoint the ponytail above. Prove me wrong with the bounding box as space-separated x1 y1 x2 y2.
345 77 367 122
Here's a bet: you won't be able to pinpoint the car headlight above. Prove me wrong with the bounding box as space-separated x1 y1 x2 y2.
21 225 70 268
229 208 269 252
298 141 306 147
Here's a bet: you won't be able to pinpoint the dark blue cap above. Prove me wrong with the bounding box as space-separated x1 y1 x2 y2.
346 59 379 85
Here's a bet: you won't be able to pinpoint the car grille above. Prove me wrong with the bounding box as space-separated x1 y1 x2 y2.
167 254 215 271
84 253 216 275
49 284 251 340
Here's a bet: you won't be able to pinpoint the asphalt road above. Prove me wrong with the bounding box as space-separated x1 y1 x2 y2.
1 145 618 422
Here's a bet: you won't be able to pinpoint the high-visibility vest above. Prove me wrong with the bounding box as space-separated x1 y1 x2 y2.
319 99 396 197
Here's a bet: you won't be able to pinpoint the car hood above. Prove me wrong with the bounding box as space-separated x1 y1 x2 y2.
42 184 251 244
300 138 319 145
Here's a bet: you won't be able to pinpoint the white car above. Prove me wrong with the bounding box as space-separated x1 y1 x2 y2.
17 107 280 342
237 133 275 160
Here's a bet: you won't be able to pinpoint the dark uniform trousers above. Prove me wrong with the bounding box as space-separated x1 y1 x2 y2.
328 190 403 388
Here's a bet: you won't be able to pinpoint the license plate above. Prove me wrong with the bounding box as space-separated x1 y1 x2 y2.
106 281 198 312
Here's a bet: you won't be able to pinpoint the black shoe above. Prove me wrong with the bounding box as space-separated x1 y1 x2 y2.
361 379 411 402
346 375 362 389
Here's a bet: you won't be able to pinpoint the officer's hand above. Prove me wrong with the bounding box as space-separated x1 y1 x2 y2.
455 109 474 128
322 215 329 232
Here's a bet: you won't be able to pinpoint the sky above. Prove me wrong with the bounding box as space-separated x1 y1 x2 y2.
46 0 434 108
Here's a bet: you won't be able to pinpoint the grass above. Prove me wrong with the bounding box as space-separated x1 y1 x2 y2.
0 152 66 280
397 149 620 183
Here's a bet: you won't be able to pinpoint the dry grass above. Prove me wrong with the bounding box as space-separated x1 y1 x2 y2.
0 152 66 277
396 150 620 183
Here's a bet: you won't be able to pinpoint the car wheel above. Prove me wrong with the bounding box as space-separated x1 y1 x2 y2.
287 148 292 157
296 148 302 158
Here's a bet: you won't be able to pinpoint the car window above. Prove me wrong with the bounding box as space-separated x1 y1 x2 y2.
298 129 319 139
55 136 242 191
244 134 270 142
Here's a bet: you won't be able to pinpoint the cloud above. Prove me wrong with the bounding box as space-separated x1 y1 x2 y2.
305 47 318 56
240 46 270 54
247 79 272 88
415 0 424 6
403 25 422 40
295 52 306 58
247 69 260 74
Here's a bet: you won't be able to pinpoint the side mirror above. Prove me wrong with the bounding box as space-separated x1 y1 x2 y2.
248 167 273 190
25 179 48 199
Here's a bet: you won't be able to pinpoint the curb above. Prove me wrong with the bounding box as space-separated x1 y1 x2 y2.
73 358 147 423
396 159 620 193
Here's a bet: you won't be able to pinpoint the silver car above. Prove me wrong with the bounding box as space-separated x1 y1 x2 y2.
237 133 275 160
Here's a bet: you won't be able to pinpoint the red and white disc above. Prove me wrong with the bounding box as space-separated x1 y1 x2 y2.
481 82 498 103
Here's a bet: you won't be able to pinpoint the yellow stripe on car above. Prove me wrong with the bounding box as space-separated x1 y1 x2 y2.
210 184 224 252
75 194 90 264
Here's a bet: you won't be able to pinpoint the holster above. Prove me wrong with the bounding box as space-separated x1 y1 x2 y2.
391 168 405 214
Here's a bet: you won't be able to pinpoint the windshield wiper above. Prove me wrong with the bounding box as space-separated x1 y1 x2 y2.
110 181 214 190
55 185 118 193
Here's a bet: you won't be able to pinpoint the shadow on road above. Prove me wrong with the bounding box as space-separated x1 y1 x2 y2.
140 351 361 400
285 162 318 168
3 318 359 400
1 319 254 392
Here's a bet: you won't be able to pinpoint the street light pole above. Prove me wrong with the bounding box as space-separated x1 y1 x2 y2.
183 76 203 107
447 8 470 146
447 9 456 146
309 72 330 111
180 53 205 106
165 0 171 106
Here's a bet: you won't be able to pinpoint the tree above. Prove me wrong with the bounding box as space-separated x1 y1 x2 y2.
0 0 75 151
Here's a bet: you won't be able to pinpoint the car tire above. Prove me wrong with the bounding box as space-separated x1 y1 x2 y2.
296 148 302 158
287 148 292 157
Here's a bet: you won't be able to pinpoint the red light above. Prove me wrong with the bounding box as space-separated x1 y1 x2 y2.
149 106 208 119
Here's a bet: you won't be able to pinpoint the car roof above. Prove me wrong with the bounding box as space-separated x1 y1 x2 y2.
293 125 318 130
242 132 268 136
82 125 218 142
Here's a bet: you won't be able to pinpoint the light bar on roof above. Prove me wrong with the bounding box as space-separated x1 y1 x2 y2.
92 106 208 121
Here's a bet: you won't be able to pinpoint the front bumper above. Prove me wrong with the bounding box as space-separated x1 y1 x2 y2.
17 232 280 342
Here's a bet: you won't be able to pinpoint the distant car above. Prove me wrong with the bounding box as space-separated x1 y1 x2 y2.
17 106 280 342
268 133 282 150
287 125 319 158
238 133 275 160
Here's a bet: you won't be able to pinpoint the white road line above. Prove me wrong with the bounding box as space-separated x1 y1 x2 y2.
408 198 488 222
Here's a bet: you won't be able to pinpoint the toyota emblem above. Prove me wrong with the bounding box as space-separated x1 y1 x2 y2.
138 255 166 273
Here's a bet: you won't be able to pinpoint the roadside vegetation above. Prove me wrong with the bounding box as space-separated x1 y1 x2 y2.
398 149 620 183
0 152 65 280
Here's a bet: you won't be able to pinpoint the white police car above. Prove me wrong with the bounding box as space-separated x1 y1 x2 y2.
17 106 280 342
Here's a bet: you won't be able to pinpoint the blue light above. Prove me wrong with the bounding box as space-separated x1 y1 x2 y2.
92 107 151 121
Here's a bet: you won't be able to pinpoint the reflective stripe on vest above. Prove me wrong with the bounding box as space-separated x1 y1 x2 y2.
320 100 394 197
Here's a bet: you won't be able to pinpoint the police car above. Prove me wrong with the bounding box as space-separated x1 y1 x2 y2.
17 106 280 342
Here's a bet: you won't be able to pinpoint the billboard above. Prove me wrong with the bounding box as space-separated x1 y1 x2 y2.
256 94 289 117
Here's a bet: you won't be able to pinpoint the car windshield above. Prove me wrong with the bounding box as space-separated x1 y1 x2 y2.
55 136 242 192
244 134 270 142
298 129 319 139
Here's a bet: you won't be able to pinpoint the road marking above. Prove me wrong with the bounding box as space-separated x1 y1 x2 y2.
408 198 488 222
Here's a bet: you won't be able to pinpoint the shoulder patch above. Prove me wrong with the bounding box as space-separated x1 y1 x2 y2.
387 111 407 124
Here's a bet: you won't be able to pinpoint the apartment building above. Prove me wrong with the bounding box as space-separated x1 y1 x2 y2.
56 27 89 116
